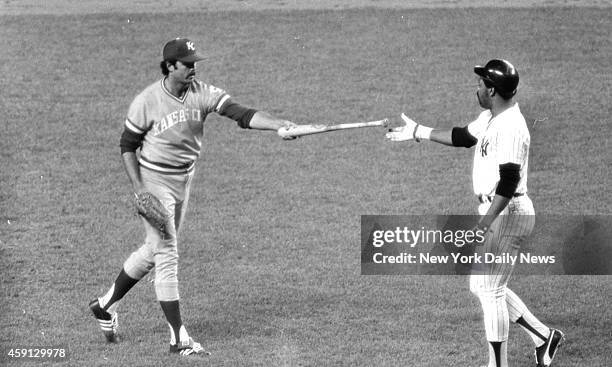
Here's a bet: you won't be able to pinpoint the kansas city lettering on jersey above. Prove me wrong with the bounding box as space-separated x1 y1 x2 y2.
152 108 203 136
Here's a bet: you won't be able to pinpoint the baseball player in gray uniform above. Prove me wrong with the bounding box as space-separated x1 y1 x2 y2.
386 59 564 367
89 38 297 356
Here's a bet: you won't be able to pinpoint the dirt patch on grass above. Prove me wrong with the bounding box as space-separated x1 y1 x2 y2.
2 0 610 15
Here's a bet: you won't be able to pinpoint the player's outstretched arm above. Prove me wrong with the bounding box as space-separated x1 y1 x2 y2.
249 111 296 131
385 113 476 148
385 113 452 145
217 99 296 134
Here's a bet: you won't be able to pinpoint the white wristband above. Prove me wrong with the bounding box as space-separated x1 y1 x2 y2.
414 125 433 142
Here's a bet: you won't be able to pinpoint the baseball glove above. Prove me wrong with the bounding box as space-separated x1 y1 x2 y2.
134 192 170 236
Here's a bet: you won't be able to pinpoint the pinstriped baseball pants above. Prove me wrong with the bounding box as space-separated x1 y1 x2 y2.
470 195 535 342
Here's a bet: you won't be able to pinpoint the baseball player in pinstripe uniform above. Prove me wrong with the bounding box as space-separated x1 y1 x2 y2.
89 38 297 356
386 59 564 367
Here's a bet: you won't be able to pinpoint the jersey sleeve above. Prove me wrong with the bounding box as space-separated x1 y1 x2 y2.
125 93 152 134
200 83 230 114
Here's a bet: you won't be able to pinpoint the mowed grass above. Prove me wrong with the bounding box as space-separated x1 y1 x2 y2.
1 7 611 367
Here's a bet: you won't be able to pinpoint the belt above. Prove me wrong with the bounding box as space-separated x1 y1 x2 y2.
478 192 525 204
139 156 195 175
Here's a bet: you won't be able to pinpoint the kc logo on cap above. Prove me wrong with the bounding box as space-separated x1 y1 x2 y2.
163 38 205 63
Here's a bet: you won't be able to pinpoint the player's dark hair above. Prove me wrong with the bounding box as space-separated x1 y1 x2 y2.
160 60 177 76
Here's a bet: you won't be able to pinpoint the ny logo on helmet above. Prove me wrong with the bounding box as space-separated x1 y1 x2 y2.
186 41 195 51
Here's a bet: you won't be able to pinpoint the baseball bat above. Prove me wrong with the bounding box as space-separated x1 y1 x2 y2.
278 119 389 138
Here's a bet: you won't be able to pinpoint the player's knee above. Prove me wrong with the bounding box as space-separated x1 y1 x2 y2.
481 286 506 299
475 287 506 304
124 263 149 280
124 250 155 280
153 252 179 279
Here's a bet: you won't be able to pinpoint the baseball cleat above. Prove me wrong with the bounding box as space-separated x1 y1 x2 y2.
169 337 211 356
535 328 565 366
89 299 119 343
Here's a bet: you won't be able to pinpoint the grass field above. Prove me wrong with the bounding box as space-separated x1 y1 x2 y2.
1 3 611 367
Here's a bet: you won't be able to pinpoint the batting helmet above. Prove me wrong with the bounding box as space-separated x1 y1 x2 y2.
474 59 519 99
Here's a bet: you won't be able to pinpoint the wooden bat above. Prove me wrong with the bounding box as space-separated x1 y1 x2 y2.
277 119 389 139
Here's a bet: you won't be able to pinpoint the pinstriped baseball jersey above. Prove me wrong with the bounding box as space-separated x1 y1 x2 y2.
467 103 530 197
124 79 230 173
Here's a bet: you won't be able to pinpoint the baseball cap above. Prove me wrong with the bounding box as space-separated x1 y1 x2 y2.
474 59 519 98
162 38 206 63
